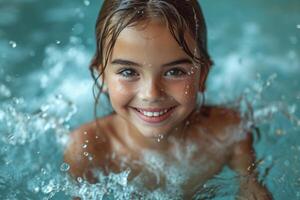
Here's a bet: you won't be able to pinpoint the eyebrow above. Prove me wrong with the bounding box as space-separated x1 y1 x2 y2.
111 58 193 67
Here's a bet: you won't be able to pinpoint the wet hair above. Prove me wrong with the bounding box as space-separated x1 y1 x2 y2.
89 0 213 118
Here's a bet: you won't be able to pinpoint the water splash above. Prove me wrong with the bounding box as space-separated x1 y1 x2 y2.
9 41 17 48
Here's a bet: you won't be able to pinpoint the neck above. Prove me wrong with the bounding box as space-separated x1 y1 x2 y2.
117 116 188 153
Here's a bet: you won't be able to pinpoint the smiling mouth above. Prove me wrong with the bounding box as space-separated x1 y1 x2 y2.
132 106 176 123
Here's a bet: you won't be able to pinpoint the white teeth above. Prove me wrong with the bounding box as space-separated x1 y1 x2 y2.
139 108 171 117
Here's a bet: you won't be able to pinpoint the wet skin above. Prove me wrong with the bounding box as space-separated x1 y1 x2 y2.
64 20 272 199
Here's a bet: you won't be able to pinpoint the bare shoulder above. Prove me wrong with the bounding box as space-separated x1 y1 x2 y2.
195 105 243 136
63 114 117 182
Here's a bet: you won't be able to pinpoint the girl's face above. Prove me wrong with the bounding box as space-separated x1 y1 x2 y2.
104 20 202 139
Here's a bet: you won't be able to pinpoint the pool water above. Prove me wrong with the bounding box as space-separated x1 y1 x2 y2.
0 0 300 199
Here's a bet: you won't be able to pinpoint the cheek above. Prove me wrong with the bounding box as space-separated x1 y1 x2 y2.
107 78 136 108
166 77 198 104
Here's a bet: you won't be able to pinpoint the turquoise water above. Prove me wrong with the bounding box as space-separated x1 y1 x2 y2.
0 0 299 199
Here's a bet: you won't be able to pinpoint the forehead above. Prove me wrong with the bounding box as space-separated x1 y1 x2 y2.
110 20 196 64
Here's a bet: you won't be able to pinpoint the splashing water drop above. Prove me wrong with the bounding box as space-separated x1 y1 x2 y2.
9 41 17 48
77 177 83 183
42 184 53 194
60 162 70 172
83 0 90 6
41 168 47 175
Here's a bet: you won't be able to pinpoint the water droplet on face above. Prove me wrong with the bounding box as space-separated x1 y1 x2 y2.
60 162 70 172
85 140 89 143
156 134 164 142
83 131 87 135
83 152 89 157
82 144 87 149
9 41 17 48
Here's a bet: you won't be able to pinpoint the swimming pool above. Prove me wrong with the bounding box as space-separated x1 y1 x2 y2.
0 0 299 199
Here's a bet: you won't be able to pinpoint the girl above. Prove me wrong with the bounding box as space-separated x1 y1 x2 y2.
64 0 272 199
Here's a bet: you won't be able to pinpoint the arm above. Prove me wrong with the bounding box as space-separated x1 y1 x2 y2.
64 130 98 183
228 132 273 200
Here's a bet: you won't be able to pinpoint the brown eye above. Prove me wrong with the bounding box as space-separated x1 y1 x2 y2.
117 68 139 78
164 68 186 77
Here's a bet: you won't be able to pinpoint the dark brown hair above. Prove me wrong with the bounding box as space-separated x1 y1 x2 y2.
90 0 213 118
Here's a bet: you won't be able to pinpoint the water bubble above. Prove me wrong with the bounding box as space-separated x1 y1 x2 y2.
41 168 47 175
42 184 53 194
0 84 11 98
9 40 17 48
83 0 90 6
77 177 83 183
60 162 70 172
33 186 40 193
55 40 61 45
296 24 300 29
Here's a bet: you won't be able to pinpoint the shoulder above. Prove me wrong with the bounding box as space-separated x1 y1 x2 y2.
189 105 253 148
199 105 254 154
196 105 242 133
63 114 118 181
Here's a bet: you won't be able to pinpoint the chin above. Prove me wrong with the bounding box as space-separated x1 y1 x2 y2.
137 126 172 139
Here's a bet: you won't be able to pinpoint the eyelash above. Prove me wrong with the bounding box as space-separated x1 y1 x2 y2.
117 68 139 78
164 68 186 77
116 67 187 79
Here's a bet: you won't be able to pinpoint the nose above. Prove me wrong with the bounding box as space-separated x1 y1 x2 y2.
138 79 165 102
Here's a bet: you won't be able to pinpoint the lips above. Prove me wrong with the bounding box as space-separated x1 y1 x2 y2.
132 106 176 124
